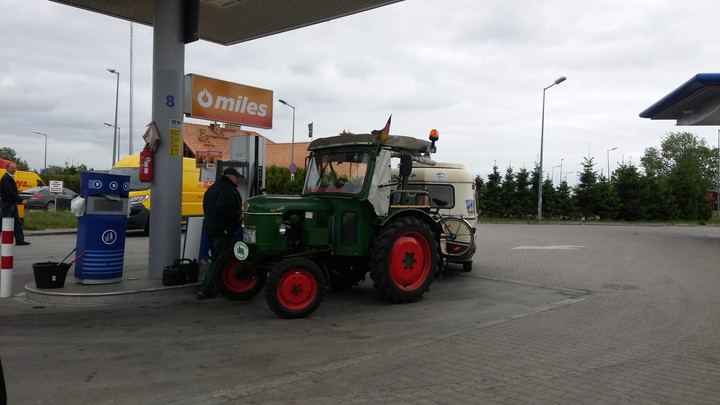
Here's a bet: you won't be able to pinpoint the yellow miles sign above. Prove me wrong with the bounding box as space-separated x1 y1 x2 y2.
185 74 273 129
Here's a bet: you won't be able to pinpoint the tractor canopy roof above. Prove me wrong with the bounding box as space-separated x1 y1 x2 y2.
307 133 433 156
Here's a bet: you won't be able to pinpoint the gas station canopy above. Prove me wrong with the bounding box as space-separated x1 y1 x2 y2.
640 73 720 126
50 0 402 45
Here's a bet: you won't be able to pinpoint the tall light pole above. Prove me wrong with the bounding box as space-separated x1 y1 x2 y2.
537 76 566 222
552 164 561 186
607 147 618 180
278 99 296 179
104 122 121 163
108 68 120 167
32 130 48 171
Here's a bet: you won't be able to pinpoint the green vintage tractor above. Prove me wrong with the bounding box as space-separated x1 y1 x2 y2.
212 130 445 318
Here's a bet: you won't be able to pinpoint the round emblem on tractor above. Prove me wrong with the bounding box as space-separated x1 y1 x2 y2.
233 241 249 261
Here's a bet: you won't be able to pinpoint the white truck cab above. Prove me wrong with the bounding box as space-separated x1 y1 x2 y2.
395 162 478 272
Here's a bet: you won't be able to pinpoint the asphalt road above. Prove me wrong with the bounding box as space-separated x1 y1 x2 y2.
1 224 719 404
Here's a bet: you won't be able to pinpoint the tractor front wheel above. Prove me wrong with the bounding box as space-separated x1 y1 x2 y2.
213 249 267 301
265 257 326 319
370 217 438 303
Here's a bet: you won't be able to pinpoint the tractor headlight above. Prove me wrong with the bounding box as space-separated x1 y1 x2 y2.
279 223 290 235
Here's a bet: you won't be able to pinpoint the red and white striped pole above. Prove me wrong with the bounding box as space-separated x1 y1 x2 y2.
1 217 14 298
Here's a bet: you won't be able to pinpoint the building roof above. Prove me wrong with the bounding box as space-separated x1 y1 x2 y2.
49 0 402 46
639 73 720 125
183 122 259 159
182 122 311 168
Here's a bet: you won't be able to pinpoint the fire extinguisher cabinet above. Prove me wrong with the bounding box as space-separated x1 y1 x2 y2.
74 172 130 284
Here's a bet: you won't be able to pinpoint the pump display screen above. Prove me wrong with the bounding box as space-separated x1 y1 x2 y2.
87 197 126 214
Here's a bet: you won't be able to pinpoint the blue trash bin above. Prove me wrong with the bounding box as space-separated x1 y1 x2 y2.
74 172 130 284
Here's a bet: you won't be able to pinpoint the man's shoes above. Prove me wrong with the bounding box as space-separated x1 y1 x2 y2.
15 241 30 246
196 291 217 300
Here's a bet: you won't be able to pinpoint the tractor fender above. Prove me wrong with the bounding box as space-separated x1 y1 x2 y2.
381 209 442 244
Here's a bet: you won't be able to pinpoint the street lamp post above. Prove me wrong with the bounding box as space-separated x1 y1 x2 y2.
278 99 296 179
104 122 121 163
537 76 566 222
552 164 562 186
607 147 618 180
108 68 120 167
32 130 48 171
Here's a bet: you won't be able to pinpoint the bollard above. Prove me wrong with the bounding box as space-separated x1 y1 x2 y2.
1 217 14 298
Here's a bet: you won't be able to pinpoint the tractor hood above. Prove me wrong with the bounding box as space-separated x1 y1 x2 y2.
246 195 335 214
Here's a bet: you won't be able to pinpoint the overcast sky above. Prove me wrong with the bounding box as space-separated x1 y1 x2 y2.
2 0 720 185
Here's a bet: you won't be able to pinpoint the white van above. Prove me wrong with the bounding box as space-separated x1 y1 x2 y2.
402 162 478 272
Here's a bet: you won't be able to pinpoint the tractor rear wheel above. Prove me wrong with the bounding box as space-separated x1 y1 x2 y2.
213 249 267 301
370 217 438 303
265 257 326 319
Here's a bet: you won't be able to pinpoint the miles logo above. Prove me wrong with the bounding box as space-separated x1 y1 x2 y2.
197 88 268 117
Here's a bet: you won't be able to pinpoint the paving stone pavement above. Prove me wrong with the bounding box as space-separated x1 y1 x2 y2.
183 224 720 404
1 224 719 404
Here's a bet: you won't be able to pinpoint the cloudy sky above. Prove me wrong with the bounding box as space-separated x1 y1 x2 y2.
2 0 720 185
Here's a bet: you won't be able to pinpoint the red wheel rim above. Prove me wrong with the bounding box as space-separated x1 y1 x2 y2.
388 231 431 290
276 269 318 310
221 260 259 293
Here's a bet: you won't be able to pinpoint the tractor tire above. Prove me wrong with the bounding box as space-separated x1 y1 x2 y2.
213 249 267 301
370 217 438 303
265 257 326 319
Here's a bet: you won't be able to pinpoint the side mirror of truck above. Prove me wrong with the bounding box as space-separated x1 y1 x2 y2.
399 154 413 177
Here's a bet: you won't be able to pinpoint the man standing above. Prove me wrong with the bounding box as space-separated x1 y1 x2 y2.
198 167 243 299
0 162 30 246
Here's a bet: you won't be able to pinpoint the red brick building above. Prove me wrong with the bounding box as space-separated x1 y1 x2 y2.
182 122 310 168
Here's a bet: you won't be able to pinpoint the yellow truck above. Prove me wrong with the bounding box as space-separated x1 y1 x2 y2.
0 169 45 192
0 168 45 220
109 155 212 234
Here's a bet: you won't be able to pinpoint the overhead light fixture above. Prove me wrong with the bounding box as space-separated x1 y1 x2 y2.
202 0 242 8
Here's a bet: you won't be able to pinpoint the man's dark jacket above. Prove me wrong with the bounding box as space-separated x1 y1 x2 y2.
202 175 242 237
0 173 22 205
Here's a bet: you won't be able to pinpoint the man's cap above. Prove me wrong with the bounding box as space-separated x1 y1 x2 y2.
223 167 242 178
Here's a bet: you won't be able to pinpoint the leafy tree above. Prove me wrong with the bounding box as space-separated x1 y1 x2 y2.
613 163 645 221
264 166 305 195
515 167 534 218
668 153 712 220
501 166 517 217
641 132 714 220
555 180 576 219
574 157 599 220
0 147 30 171
474 174 485 216
541 178 558 218
642 174 676 220
482 165 503 217
594 179 619 220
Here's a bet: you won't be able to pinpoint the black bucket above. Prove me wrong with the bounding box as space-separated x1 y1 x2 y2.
32 262 71 289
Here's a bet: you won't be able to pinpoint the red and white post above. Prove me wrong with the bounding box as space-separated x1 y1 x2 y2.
1 217 14 298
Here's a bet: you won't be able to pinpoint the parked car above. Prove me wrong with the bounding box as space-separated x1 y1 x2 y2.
19 186 78 211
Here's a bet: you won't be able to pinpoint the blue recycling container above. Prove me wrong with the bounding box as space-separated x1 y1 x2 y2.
74 172 130 284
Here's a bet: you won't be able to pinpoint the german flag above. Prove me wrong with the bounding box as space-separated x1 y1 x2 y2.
379 114 391 141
